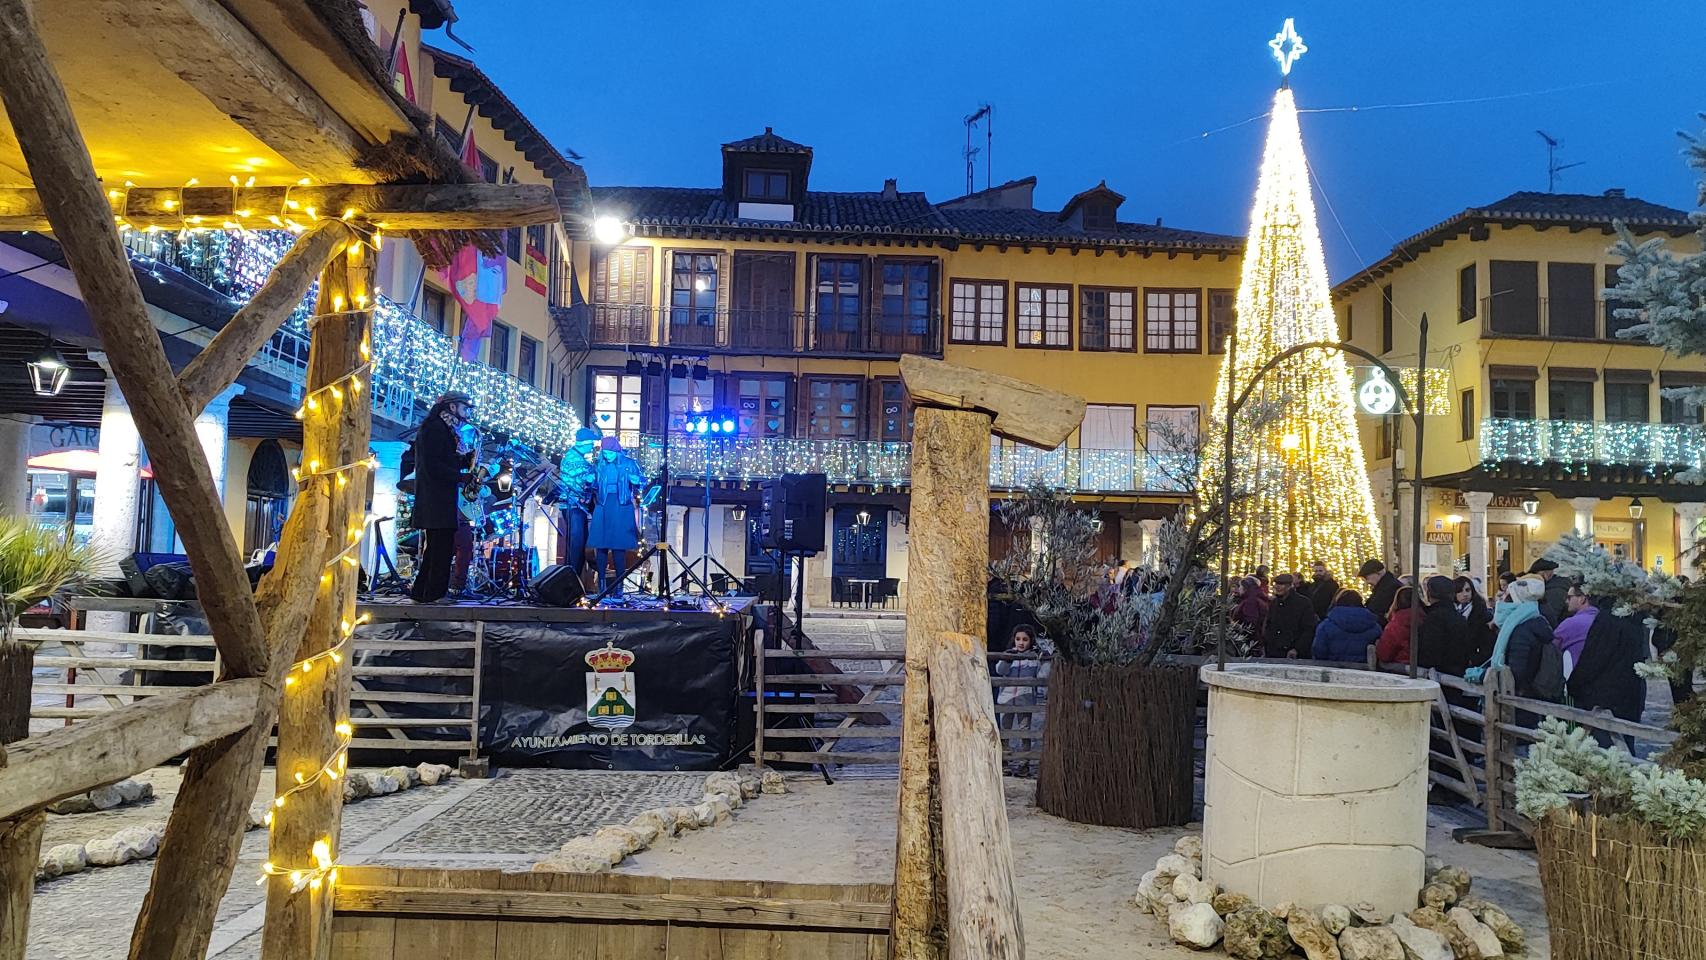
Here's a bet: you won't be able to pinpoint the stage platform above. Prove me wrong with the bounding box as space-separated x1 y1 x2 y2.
357 594 758 623
352 595 756 772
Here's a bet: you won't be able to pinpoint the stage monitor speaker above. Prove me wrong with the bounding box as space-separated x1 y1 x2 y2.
530 564 587 607
760 472 826 554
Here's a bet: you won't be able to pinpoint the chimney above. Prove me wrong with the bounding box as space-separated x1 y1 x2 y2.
881 178 898 200
1604 187 1626 199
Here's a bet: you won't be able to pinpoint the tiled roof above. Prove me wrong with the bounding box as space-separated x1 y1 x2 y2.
722 127 812 156
937 206 1242 251
590 185 1242 251
590 186 953 236
1335 190 1696 295
1469 190 1691 224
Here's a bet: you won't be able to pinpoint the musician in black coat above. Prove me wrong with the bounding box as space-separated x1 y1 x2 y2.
409 392 475 602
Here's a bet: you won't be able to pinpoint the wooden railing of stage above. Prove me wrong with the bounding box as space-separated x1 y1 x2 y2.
752 641 1050 770
21 601 480 759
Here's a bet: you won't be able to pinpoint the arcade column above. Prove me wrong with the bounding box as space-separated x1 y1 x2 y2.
87 354 140 632
0 415 31 517
193 383 243 500
1462 491 1494 592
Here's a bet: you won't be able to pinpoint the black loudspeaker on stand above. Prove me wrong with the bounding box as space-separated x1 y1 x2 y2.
760 473 827 553
530 563 587 607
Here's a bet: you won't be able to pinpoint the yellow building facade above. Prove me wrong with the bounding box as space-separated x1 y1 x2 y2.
1335 190 1704 589
564 132 1243 606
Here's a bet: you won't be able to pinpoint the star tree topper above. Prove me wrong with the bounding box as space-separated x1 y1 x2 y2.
1269 17 1307 76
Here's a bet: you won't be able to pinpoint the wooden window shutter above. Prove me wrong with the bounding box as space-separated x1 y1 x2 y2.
715 251 732 346
804 252 820 350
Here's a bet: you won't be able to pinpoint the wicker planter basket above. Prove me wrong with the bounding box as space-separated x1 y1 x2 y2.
1035 659 1196 828
1535 807 1706 960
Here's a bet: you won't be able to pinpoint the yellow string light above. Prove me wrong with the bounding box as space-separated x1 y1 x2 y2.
291 361 373 419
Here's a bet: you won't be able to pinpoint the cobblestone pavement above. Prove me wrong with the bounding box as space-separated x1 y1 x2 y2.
23 765 728 960
377 769 705 857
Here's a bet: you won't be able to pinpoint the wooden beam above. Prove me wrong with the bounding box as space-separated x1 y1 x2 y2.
0 679 262 822
0 636 41 960
91 0 373 182
0 0 271 680
929 632 1024 960
0 182 560 232
333 887 894 931
900 355 1084 449
176 219 350 414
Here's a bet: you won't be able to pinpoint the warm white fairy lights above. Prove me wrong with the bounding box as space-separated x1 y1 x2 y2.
1199 82 1384 579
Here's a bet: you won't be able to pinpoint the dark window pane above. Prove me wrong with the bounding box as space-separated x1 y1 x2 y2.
1549 380 1592 420
1548 262 1597 338
1488 261 1540 335
1604 382 1649 423
1458 264 1477 323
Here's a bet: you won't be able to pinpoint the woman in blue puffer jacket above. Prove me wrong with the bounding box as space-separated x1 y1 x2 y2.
1312 588 1384 663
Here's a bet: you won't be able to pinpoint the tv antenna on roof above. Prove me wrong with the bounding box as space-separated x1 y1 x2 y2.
1536 130 1585 193
964 103 992 195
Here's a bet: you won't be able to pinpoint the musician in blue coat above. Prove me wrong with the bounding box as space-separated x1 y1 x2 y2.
588 436 646 596
557 425 601 581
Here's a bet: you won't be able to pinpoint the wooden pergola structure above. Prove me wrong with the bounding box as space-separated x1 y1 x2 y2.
0 2 555 958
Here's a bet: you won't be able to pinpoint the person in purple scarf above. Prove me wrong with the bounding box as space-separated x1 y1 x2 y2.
1552 582 1596 679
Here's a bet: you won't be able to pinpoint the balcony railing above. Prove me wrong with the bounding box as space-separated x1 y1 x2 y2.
630 436 1193 494
1480 296 1643 341
572 304 943 357
1479 417 1706 470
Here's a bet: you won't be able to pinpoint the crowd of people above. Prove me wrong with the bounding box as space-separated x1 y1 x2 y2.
1225 557 1667 724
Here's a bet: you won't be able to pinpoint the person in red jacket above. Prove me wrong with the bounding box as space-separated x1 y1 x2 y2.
1376 586 1416 666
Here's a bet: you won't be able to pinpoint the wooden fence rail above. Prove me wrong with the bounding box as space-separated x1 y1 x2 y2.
23 622 479 757
754 641 1049 769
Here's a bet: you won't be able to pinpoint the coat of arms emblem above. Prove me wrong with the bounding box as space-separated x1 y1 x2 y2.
584 641 637 730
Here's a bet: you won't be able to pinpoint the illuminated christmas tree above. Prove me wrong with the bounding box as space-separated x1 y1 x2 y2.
1199 20 1383 582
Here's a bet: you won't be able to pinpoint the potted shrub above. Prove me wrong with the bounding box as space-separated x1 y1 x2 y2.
994 483 1224 828
0 514 104 738
1517 718 1706 959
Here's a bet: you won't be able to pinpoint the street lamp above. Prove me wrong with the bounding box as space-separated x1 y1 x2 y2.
1521 496 1540 516
26 342 70 397
592 216 627 246
1629 497 1645 520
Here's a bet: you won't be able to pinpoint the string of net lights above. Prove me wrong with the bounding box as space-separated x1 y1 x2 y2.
1480 418 1705 474
120 224 582 456
1198 25 1384 582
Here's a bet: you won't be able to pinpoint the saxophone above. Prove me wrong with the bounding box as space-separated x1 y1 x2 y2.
458 422 487 503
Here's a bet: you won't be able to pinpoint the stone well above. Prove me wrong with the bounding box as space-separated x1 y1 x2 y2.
1201 663 1437 916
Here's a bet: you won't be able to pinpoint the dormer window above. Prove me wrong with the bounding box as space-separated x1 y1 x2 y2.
1082 202 1116 233
744 169 790 202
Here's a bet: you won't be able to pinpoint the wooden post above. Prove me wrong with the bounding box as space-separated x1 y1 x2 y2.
893 406 992 960
754 619 766 770
893 356 1082 960
1483 668 1505 834
262 240 375 960
0 634 43 960
929 631 1024 960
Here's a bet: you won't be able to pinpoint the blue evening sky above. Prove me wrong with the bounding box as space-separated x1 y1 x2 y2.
451 1 1706 281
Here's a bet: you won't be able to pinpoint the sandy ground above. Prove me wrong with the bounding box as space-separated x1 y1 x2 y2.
622 774 1550 960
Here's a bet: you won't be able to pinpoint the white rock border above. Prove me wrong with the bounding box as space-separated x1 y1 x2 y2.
35 762 460 883
532 769 781 874
1135 835 1529 957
